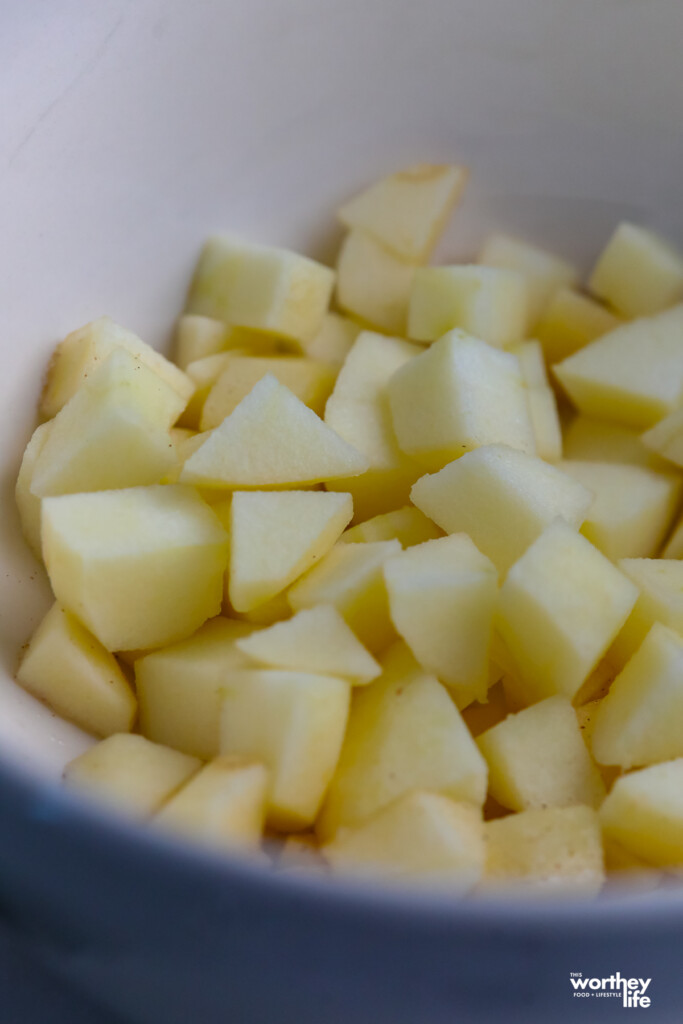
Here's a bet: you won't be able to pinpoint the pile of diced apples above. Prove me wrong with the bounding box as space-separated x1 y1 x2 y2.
14 162 683 896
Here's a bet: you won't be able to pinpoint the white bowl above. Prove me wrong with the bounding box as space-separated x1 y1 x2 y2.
1 2 683 1021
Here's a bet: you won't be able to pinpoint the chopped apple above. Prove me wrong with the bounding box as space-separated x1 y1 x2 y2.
388 331 536 470
136 617 254 759
599 759 683 866
201 354 335 429
411 444 593 575
509 339 549 390
560 460 681 562
186 236 335 345
562 415 666 470
42 485 229 651
301 312 361 368
384 534 498 707
288 539 400 653
479 234 577 329
554 304 683 428
235 605 381 684
40 316 194 419
642 406 683 469
219 668 351 830
324 790 484 891
535 287 622 364
174 315 231 369
337 164 468 263
589 222 683 318
496 520 638 704
181 375 368 489
476 696 605 812
177 352 233 429
15 420 53 558
484 805 605 895
228 490 352 612
64 734 201 817
336 229 416 335
154 756 269 852
16 602 136 737
611 558 683 667
408 265 527 347
340 506 442 547
526 388 563 463
316 646 488 841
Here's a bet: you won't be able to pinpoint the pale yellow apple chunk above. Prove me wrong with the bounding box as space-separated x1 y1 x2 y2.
535 287 621 364
553 304 683 429
174 315 232 369
599 759 683 866
560 460 681 561
389 332 535 471
201 354 335 429
219 669 351 831
186 236 335 345
479 234 577 329
408 266 527 347
181 375 368 489
316 644 487 841
64 734 201 818
154 756 269 852
611 558 683 668
484 806 605 896
136 618 255 759
16 603 136 737
337 163 468 263
589 222 683 318
496 520 638 704
287 539 401 654
15 420 53 558
336 229 416 336
228 490 353 612
42 485 229 651
31 351 182 498
178 353 233 429
301 312 361 368
592 624 683 769
562 415 666 471
411 444 593 576
40 317 194 419
235 605 381 685
384 534 498 707
324 791 485 892
641 406 683 469
526 388 563 463
476 696 605 812
340 506 442 547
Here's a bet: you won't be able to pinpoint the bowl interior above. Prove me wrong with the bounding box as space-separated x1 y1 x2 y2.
1 0 683 778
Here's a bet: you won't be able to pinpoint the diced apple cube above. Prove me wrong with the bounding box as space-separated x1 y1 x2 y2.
611 558 683 667
554 304 683 429
288 539 400 653
408 265 527 347
479 234 577 329
562 416 665 471
642 406 683 470
384 535 498 707
186 236 335 345
535 287 621 364
174 315 231 370
388 331 536 470
484 805 605 895
16 603 136 737
340 506 442 547
336 230 416 335
220 669 351 830
15 420 53 558
64 734 201 818
496 520 638 704
411 444 593 575
526 388 563 462
181 375 368 489
592 624 683 769
599 759 683 866
324 791 484 891
316 649 488 841
40 317 194 419
589 222 683 318
476 696 605 812
337 164 468 263
235 605 381 685
509 340 549 390
136 618 254 759
228 490 352 612
301 312 361 368
42 485 229 651
154 756 269 852
560 460 681 561
201 354 335 429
